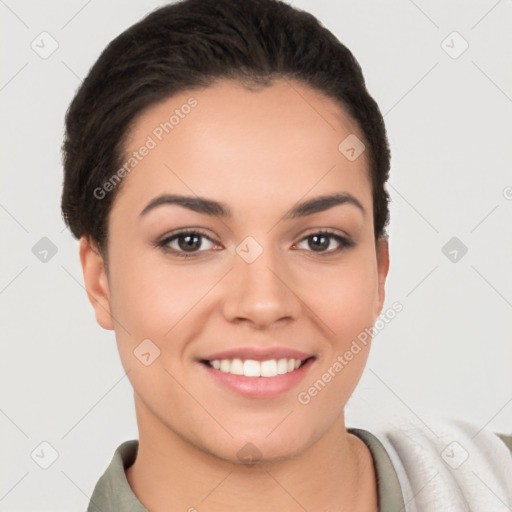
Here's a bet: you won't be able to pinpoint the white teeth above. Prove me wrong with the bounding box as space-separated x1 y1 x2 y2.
243 360 260 377
261 359 277 377
230 358 244 375
209 357 307 377
276 358 288 375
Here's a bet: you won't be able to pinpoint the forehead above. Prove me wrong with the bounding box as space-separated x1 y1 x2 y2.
115 79 372 218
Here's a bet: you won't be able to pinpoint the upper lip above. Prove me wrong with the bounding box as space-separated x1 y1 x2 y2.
201 347 314 362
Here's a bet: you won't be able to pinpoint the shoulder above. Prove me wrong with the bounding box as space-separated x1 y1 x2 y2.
356 416 512 510
496 432 512 453
88 440 147 512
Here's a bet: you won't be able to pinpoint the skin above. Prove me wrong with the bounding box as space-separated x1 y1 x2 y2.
80 78 389 511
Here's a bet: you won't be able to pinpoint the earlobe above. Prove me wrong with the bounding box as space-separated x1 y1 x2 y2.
79 236 115 331
374 237 390 318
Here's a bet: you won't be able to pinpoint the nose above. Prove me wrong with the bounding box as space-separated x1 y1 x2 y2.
221 240 302 329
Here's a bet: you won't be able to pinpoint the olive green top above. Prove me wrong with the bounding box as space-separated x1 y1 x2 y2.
87 428 512 512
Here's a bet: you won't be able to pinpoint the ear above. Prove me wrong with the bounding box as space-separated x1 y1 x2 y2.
374 237 390 319
79 236 114 330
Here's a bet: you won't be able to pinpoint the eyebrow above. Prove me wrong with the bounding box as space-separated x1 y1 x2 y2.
139 192 365 220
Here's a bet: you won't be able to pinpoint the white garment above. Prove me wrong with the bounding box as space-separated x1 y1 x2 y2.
371 415 512 512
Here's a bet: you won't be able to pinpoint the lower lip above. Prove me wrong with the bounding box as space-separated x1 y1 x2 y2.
200 358 315 399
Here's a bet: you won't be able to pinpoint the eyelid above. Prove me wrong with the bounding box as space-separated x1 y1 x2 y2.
298 226 351 240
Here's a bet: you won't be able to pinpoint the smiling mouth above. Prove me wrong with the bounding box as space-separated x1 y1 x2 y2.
201 357 315 378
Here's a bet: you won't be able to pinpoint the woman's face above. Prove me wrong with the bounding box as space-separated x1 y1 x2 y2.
81 78 389 463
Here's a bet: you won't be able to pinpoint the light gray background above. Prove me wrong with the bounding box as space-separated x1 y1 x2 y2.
1 1 511 510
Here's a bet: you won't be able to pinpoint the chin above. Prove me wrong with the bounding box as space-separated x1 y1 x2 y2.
199 428 315 467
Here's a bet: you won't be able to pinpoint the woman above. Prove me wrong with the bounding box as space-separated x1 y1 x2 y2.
61 0 512 510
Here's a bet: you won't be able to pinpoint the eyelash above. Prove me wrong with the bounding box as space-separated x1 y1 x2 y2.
155 228 354 259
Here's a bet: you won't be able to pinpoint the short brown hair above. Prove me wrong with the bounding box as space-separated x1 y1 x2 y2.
61 0 391 257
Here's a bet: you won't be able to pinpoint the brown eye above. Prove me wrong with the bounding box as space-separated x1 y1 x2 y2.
177 233 203 251
157 229 217 258
296 231 354 254
308 233 331 252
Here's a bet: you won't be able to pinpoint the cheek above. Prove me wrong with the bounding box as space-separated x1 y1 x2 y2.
110 256 211 337
306 256 378 338
296 269 376 423
107 255 226 384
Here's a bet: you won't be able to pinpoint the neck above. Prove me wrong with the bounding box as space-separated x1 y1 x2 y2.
126 397 378 512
